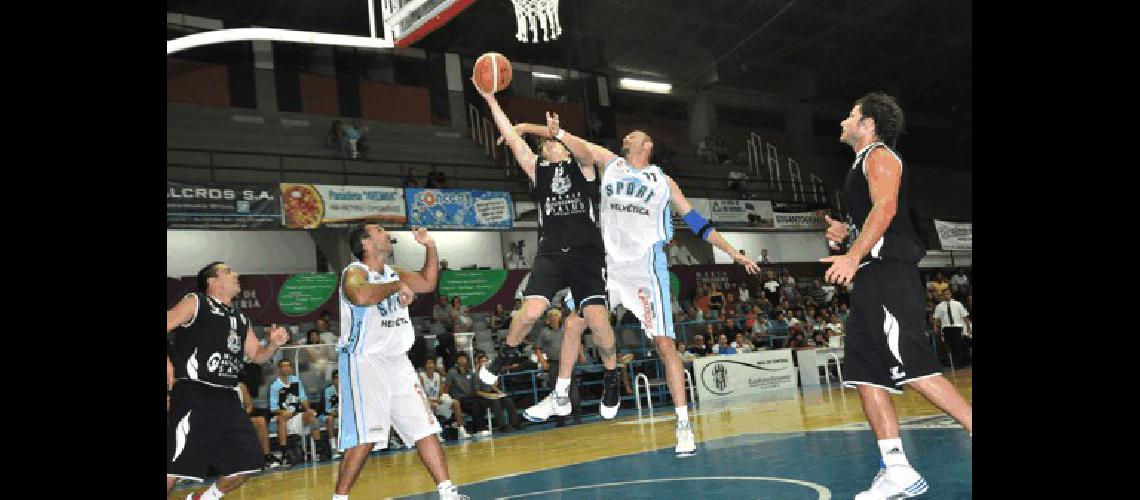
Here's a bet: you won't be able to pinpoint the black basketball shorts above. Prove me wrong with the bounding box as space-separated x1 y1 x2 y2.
522 247 607 315
167 381 265 482
842 259 942 394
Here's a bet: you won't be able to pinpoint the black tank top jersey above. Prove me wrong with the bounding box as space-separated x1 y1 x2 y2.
844 142 926 263
170 293 250 388
532 157 604 255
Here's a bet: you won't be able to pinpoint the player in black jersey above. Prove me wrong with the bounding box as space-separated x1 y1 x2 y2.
822 93 972 499
166 262 289 498
473 81 623 421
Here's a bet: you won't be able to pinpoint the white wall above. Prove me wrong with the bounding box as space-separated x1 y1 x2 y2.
712 231 829 264
390 231 504 270
167 230 317 276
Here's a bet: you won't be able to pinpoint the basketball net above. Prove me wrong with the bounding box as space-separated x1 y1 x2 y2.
510 0 562 43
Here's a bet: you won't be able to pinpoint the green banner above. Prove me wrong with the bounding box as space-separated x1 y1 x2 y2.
278 273 339 316
439 269 509 306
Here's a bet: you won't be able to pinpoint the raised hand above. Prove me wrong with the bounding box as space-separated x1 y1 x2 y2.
412 226 435 247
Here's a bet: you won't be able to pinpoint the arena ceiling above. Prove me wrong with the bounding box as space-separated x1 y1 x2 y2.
167 0 971 119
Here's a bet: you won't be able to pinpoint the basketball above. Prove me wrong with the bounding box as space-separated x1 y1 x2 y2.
473 52 512 93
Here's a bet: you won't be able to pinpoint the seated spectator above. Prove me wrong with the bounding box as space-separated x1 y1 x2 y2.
321 371 341 459
351 119 370 156
837 302 850 322
474 353 524 432
950 268 970 295
403 167 422 188
714 135 730 163
432 295 453 332
269 359 323 464
824 314 845 344
836 286 851 308
450 296 473 333
327 120 345 151
788 331 809 350
928 271 949 296
343 120 362 158
317 314 338 344
727 162 748 194
819 280 837 304
419 358 464 439
737 282 751 303
446 352 486 437
762 272 781 305
696 135 714 163
715 334 737 355
732 333 754 353
677 341 697 361
426 166 448 188
768 312 790 345
689 334 712 357
810 325 829 347
489 303 509 334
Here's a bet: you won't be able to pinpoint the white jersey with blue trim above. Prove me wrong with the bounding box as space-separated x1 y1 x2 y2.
337 261 414 356
599 158 673 262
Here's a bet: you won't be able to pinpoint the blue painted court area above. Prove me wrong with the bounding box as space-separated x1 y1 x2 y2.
398 428 972 499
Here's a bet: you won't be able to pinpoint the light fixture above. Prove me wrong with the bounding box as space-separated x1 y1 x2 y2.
619 77 672 94
532 71 564 80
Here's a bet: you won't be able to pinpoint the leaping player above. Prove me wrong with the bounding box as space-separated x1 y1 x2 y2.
531 111 761 457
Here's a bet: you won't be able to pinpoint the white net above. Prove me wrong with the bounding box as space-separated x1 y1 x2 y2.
510 0 562 43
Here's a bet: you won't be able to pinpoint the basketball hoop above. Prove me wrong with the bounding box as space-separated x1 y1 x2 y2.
510 0 562 43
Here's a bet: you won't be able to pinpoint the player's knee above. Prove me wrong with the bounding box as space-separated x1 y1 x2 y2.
520 302 546 323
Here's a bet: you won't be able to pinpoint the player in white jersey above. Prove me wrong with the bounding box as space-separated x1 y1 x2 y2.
332 223 467 500
539 112 761 457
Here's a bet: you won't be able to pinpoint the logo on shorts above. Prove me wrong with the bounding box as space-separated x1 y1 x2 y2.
890 366 906 380
637 287 655 331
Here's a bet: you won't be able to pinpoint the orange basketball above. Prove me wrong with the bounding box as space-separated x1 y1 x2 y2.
473 52 512 93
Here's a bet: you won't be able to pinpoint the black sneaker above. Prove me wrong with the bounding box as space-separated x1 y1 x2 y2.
599 369 621 419
264 453 281 469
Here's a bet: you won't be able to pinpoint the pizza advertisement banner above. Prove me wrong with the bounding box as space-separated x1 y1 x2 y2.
280 184 406 229
166 181 282 229
404 189 513 229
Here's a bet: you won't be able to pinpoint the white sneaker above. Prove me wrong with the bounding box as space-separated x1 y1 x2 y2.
675 421 696 457
478 365 500 386
524 392 571 422
439 484 470 500
458 427 471 440
477 429 492 437
854 465 928 499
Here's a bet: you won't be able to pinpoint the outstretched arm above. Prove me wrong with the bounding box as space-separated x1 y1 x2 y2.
666 175 760 275
474 80 538 182
542 112 618 179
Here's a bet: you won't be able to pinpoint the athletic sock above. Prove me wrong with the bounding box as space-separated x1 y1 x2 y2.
200 484 224 500
555 378 571 397
675 405 689 424
878 438 910 467
332 495 348 500
437 480 456 495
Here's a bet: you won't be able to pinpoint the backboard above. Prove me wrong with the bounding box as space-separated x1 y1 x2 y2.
167 0 477 55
